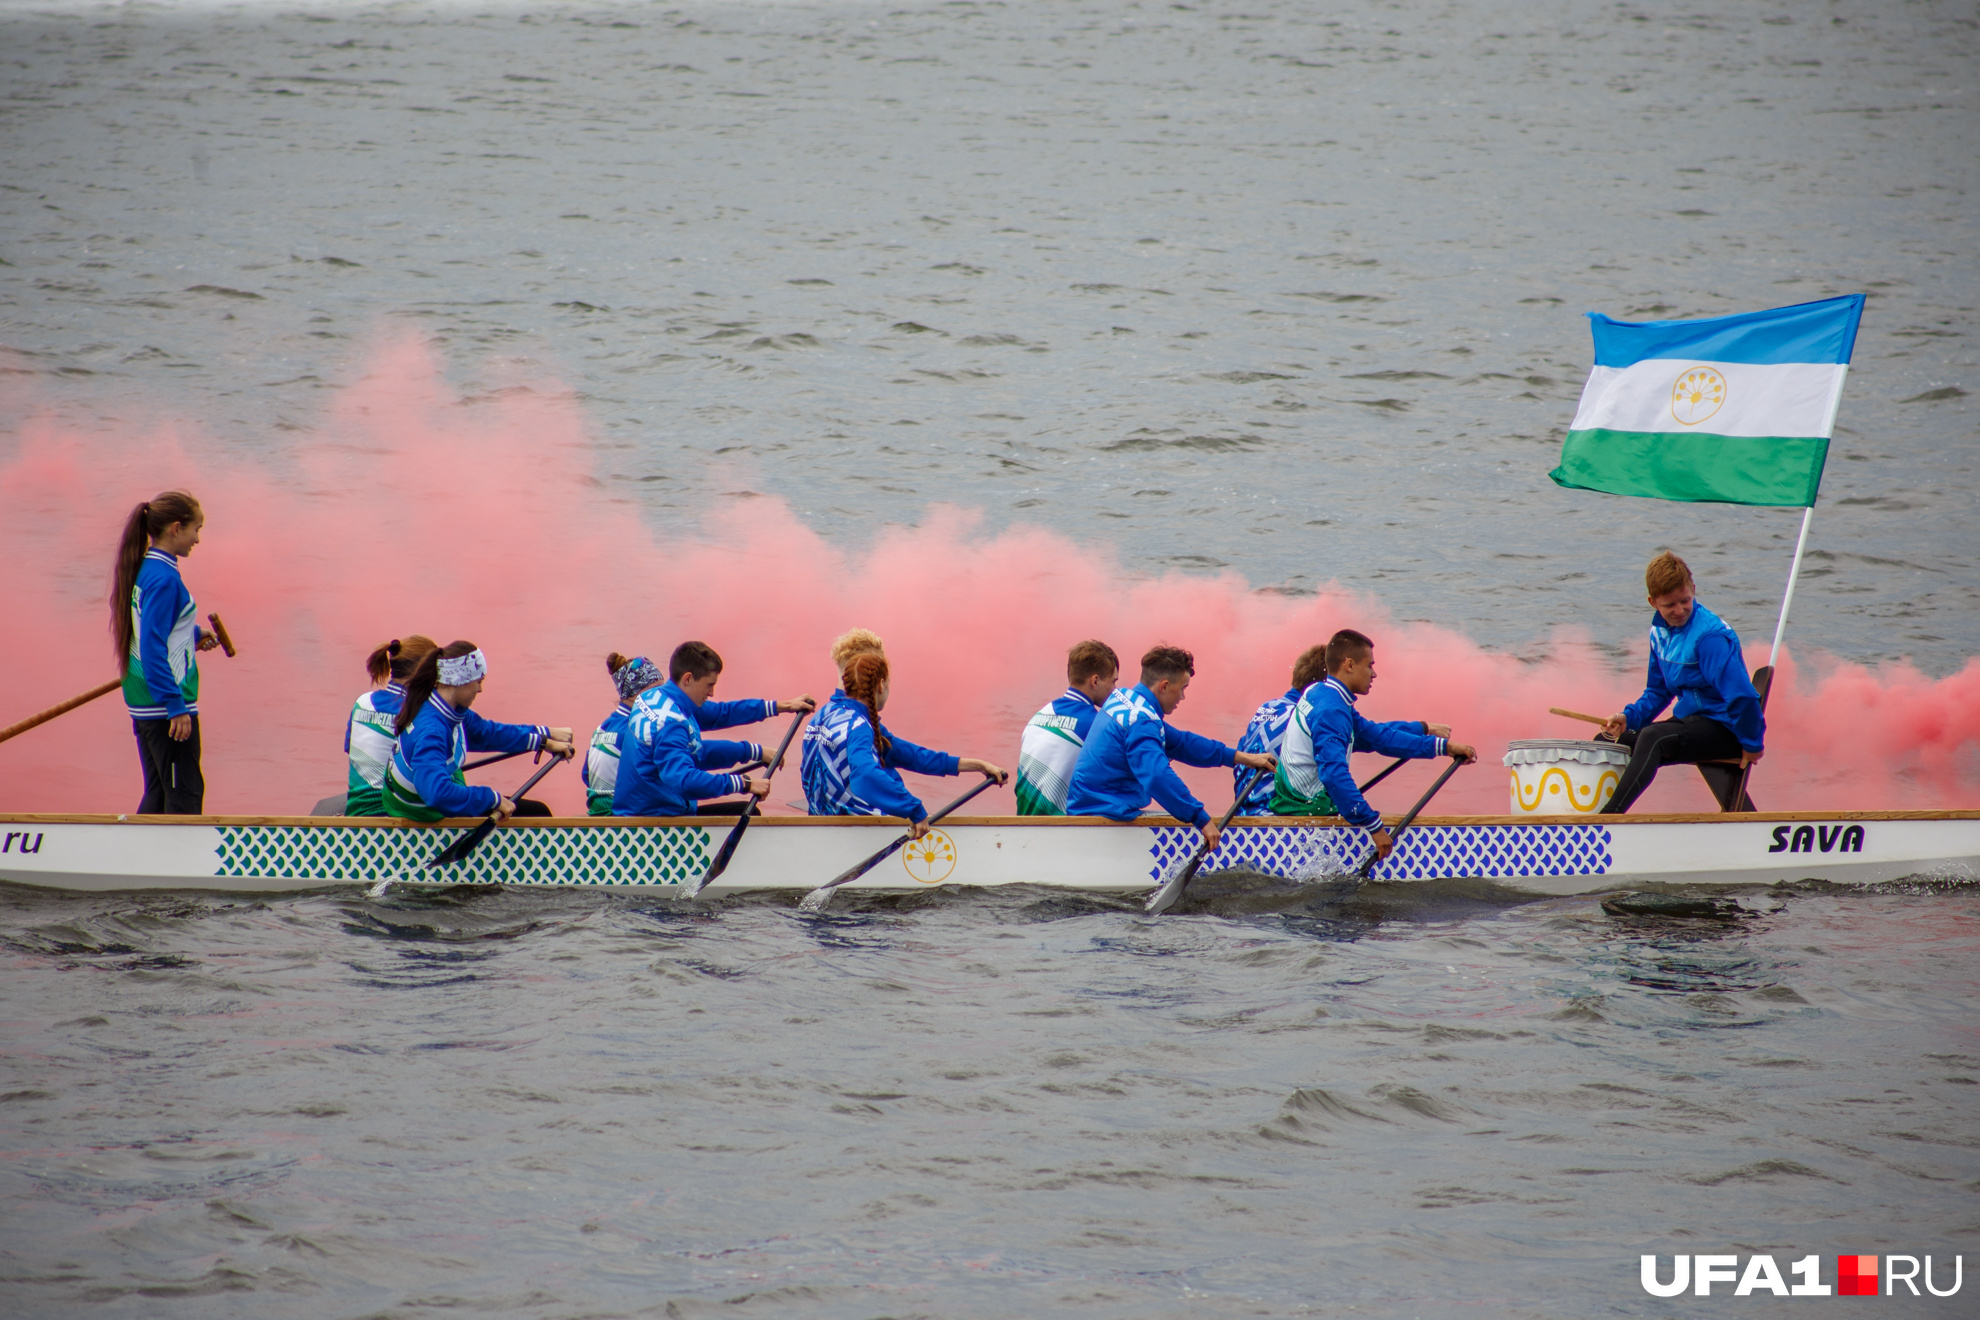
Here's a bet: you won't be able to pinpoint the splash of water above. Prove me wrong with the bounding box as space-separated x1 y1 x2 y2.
3 337 1976 817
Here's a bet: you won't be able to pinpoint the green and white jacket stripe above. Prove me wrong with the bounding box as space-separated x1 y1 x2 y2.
346 689 401 815
585 726 623 816
1016 702 1084 816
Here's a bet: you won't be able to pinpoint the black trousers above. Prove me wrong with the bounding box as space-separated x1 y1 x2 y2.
694 801 751 816
133 716 204 815
1600 715 1744 814
511 799 553 818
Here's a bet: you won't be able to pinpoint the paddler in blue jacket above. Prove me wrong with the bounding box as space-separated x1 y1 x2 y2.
1232 643 1329 815
1270 629 1475 861
385 641 574 821
614 641 815 817
1066 645 1278 854
1599 552 1765 813
801 651 1007 834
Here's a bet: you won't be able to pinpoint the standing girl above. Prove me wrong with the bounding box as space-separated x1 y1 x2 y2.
113 491 221 814
343 635 439 816
384 640 574 821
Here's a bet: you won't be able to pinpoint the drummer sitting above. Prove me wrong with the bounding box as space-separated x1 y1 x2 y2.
1599 552 1765 814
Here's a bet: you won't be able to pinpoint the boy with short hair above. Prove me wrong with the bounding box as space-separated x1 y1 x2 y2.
614 640 814 817
1067 644 1278 853
1272 629 1475 862
1598 552 1765 813
1015 639 1120 815
1233 643 1329 815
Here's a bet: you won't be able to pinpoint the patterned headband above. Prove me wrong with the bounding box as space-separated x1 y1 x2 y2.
436 649 488 686
613 655 664 702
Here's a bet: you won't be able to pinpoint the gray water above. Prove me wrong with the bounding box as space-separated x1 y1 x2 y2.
3 1 1979 1315
2 879 1977 1317
0 0 1975 669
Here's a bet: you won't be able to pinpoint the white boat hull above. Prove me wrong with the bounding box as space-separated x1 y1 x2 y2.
2 812 1975 897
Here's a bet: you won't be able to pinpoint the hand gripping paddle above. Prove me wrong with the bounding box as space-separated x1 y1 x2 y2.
425 748 571 869
1353 756 1465 880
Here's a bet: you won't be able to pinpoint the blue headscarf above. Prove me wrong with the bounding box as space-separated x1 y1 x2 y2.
613 655 664 703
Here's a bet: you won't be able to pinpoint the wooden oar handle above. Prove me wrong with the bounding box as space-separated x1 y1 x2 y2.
207 612 237 657
0 678 122 746
1549 706 1609 726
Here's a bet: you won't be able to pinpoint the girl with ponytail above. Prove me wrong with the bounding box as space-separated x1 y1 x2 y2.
799 651 1007 837
582 651 665 815
383 641 575 822
340 635 438 816
112 491 219 813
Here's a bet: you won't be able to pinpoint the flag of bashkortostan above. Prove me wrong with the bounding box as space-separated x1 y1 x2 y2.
1550 293 1864 508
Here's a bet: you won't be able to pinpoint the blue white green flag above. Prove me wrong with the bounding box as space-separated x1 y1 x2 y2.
1550 294 1865 508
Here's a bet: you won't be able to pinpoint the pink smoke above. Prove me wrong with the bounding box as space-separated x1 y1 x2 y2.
2 338 1976 818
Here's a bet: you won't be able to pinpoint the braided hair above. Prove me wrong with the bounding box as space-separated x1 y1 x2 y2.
840 652 891 758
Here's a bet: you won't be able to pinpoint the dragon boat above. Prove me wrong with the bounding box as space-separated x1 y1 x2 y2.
1 810 1975 897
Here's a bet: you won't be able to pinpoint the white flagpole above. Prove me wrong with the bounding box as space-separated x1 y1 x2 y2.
1766 364 1849 668
1767 505 1813 668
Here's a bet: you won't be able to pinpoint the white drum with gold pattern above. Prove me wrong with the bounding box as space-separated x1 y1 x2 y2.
1504 739 1627 815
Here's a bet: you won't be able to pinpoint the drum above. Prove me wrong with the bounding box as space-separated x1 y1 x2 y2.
1503 738 1628 815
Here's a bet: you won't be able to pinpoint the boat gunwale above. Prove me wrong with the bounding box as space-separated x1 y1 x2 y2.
2 810 1975 828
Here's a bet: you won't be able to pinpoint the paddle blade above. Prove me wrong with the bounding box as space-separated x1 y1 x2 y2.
1144 849 1207 914
805 836 906 900
690 808 751 897
426 816 497 868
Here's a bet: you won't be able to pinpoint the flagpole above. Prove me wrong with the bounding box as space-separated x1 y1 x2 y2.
1767 505 1813 668
1767 363 1849 668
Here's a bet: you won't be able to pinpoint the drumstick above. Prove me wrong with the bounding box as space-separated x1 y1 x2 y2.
207 612 237 657
1549 706 1609 726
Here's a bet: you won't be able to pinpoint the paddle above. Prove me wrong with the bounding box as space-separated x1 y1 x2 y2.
1144 768 1264 915
0 678 122 748
463 748 531 773
1356 756 1410 797
425 749 572 868
690 710 808 898
1354 756 1465 880
800 774 1000 905
1146 756 1409 913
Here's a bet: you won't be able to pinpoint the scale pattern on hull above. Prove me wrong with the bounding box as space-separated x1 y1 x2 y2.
215 825 712 885
1147 823 1613 881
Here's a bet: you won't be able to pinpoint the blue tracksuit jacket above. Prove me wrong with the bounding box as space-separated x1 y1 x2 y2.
122 548 203 719
614 682 773 817
801 690 960 822
1234 687 1300 813
1622 602 1766 753
385 695 546 820
1065 684 1236 826
1275 677 1443 828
